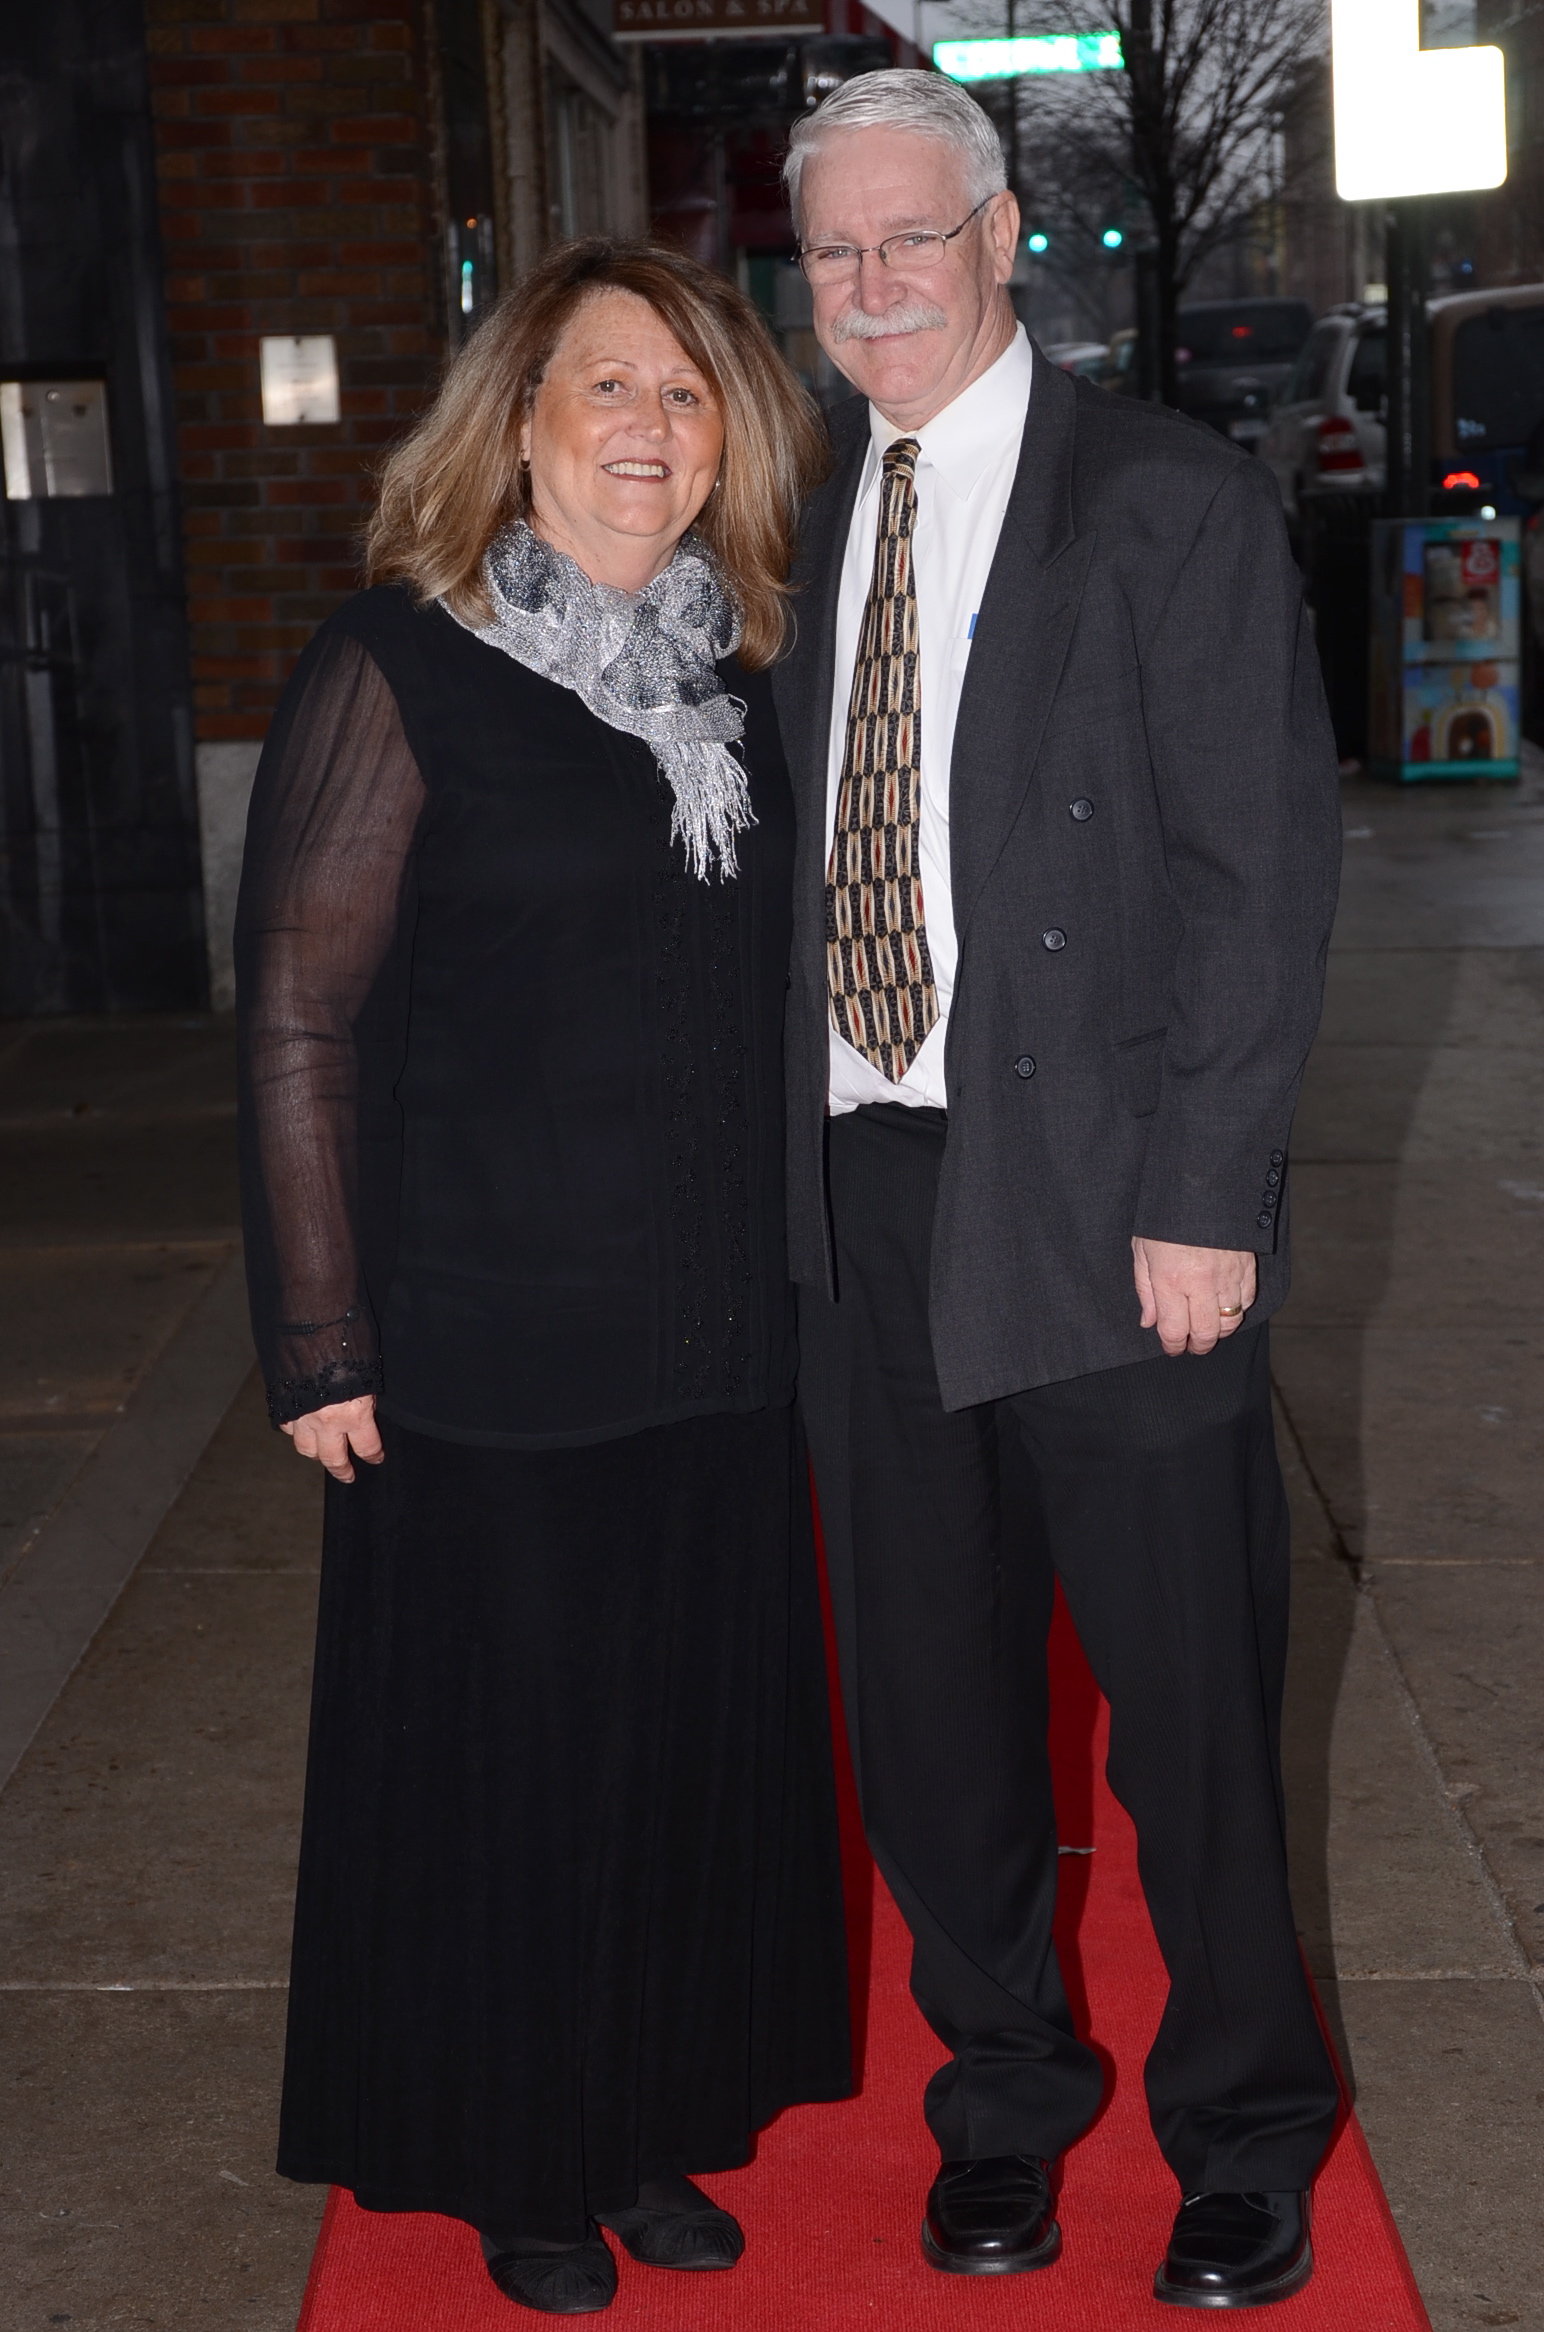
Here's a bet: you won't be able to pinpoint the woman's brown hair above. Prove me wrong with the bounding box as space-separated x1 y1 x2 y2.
366 238 828 670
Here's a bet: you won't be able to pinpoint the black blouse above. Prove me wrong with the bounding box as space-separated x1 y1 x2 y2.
235 585 796 1448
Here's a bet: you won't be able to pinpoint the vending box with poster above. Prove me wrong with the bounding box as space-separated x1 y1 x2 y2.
1369 516 1522 779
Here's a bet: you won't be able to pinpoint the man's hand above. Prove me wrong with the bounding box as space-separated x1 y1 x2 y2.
281 1393 384 1483
1132 1239 1257 1358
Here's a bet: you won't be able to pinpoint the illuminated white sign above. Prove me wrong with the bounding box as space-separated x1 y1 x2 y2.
259 336 341 427
933 32 1121 81
0 381 114 498
1332 0 1506 200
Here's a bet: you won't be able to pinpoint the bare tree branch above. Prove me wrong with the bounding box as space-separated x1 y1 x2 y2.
955 0 1325 394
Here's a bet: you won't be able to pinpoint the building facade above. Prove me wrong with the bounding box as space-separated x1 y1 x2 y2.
0 2 202 1014
1475 0 1544 288
1278 56 1386 318
143 0 649 1006
1 0 898 1015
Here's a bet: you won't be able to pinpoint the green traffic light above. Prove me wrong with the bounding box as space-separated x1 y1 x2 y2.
1027 231 1050 253
1101 228 1124 249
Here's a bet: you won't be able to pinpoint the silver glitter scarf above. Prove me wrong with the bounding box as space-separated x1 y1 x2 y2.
449 521 753 880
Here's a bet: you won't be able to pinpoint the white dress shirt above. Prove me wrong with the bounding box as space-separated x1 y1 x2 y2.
826 325 1034 1114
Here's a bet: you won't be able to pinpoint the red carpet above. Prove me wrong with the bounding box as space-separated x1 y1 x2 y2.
295 1597 1430 2331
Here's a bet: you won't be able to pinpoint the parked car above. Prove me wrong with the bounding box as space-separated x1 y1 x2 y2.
1092 302 1312 438
1044 339 1109 377
1261 284 1544 537
1169 298 1314 445
1096 327 1138 389
1434 286 1544 511
1260 304 1386 538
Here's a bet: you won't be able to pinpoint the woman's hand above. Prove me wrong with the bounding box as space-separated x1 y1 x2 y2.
281 1394 384 1484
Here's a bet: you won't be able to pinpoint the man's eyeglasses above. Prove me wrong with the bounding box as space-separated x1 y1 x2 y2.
797 197 994 286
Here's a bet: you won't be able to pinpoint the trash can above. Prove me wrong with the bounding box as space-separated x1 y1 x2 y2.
1302 491 1377 762
1369 515 1522 780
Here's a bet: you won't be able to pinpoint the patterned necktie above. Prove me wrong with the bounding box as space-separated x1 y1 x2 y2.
826 437 939 1083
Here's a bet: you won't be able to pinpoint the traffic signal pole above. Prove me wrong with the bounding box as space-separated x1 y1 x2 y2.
1134 244 1162 403
1384 198 1430 519
1004 0 1019 199
1126 0 1163 403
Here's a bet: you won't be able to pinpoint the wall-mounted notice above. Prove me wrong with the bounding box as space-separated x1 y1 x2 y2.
259 336 341 427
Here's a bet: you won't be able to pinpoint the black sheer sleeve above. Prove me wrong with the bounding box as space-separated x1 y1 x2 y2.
235 626 426 1425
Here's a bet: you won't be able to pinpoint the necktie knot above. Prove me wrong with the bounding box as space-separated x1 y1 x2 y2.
883 437 920 481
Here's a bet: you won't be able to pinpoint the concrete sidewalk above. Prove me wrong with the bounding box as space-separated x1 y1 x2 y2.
2 761 1543 2331
0 1020 327 2329
1277 756 1544 2331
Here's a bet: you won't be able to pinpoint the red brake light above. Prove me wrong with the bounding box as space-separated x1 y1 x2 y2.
1442 470 1481 490
1231 324 1252 338
1315 416 1365 474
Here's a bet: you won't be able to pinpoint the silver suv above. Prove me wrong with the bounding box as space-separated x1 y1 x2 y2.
1260 305 1387 537
1263 284 1544 536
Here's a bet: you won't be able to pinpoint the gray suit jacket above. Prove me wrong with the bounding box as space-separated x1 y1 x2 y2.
772 350 1342 1410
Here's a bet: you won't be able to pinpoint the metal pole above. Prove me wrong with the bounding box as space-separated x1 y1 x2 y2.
1385 199 1430 519
1128 0 1159 402
1005 0 1019 201
1134 244 1162 402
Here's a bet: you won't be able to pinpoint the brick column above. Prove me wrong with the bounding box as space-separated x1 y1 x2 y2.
143 0 448 1001
144 0 444 747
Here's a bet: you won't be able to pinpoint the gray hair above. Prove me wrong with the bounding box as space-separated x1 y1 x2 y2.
783 68 1007 230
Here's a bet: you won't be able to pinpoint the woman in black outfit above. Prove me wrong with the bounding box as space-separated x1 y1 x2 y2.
235 239 848 2317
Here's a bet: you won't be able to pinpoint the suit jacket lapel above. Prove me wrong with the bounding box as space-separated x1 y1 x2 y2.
773 408 867 819
950 352 1093 935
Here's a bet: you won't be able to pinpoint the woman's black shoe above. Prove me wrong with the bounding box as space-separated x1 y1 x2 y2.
1154 2191 1312 2309
921 2155 1063 2274
596 2173 744 2270
480 2230 618 2315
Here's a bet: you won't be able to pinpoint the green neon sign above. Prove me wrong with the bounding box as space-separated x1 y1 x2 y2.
932 32 1122 80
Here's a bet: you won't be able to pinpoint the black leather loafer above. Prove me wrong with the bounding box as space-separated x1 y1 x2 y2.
481 2230 618 2315
1154 2190 1312 2309
596 2186 743 2271
921 2154 1063 2275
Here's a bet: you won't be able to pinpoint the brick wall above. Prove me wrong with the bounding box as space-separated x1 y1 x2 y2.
1475 0 1544 287
144 0 444 742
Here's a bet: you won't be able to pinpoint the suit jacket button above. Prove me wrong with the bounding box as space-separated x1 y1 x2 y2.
1265 1168 1281 1186
1070 797 1095 821
1270 1149 1285 1165
1257 1211 1274 1229
1015 1054 1037 1079
1042 928 1067 951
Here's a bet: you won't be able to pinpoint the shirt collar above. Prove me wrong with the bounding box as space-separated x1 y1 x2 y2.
866 324 1034 503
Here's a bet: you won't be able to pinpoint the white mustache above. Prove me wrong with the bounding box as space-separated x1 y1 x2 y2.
830 297 949 343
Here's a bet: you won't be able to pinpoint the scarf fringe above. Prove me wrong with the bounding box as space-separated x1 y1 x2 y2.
658 738 757 882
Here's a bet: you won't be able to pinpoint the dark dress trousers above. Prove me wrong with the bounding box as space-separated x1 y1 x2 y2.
773 354 1344 2191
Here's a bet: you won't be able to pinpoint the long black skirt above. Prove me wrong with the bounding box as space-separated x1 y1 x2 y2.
276 1404 852 2240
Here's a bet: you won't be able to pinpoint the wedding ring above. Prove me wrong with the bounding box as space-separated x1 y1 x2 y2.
1218 1303 1244 1318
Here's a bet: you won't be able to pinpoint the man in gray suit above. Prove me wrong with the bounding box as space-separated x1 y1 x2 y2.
774 70 1343 2309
